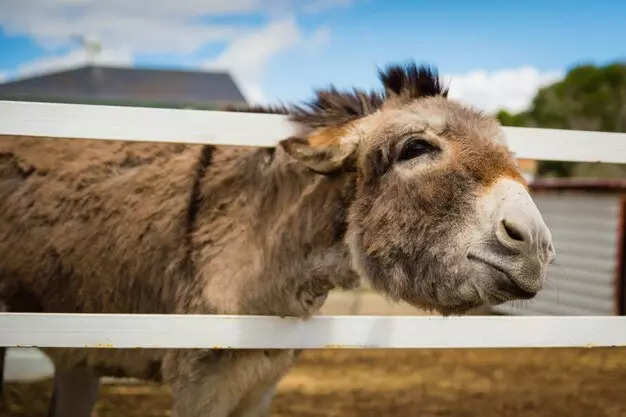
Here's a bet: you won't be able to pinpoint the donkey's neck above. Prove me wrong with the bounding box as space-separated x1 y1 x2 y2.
192 146 359 316
254 147 360 316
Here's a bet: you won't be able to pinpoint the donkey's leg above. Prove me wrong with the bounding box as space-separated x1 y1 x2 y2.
164 349 295 417
48 367 100 417
229 380 278 417
229 349 303 417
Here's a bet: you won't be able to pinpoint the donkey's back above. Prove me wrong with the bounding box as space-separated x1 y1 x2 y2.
0 136 202 314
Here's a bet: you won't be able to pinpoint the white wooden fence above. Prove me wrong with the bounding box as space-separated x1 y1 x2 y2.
1 100 626 350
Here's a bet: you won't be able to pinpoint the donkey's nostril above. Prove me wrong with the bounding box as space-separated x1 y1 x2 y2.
496 217 535 253
502 219 525 242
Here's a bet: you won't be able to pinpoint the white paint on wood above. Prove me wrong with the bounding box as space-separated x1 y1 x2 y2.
1 313 625 349
1 101 625 163
503 126 626 163
0 101 293 147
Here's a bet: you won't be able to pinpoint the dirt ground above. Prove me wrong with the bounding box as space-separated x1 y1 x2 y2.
2 348 625 417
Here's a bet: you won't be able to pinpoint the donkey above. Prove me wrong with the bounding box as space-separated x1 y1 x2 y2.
0 63 554 417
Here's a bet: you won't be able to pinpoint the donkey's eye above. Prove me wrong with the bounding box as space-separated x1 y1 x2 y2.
397 138 438 161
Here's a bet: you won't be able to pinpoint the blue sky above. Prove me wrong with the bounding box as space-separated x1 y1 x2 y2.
1 0 624 112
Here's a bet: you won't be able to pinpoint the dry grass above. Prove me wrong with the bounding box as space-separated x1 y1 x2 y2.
2 347 626 417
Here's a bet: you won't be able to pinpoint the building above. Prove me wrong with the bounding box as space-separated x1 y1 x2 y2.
0 65 247 109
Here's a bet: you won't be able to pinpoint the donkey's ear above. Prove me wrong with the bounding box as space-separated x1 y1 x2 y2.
280 137 357 174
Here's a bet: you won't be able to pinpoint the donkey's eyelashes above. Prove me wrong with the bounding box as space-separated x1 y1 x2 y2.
397 138 439 162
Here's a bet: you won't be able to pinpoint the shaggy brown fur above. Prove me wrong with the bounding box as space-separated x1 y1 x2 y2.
0 137 357 417
0 62 552 417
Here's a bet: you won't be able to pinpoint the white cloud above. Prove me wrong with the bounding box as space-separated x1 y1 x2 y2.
0 1 250 54
446 67 564 113
0 1 344 54
306 26 332 50
204 19 302 103
0 71 6 83
16 48 133 79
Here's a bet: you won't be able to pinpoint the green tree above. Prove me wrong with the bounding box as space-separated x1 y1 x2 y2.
497 63 626 177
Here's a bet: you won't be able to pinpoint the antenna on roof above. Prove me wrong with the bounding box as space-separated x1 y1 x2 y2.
71 35 102 65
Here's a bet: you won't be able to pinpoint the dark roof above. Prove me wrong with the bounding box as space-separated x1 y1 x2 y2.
0 65 247 107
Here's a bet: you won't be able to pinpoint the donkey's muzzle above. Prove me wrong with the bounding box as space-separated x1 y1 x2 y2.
476 178 555 295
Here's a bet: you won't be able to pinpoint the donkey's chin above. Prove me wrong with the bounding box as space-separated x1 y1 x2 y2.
398 276 487 316
428 262 542 315
429 278 491 315
431 300 483 316
465 255 542 306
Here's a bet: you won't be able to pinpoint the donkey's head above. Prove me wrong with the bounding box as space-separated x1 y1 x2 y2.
281 63 555 314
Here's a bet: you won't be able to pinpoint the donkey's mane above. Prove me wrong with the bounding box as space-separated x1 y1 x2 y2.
227 63 448 128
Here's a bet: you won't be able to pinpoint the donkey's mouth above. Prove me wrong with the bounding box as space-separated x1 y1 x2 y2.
467 253 538 300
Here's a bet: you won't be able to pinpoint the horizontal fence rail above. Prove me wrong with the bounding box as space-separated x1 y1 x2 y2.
1 101 626 163
1 314 625 349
